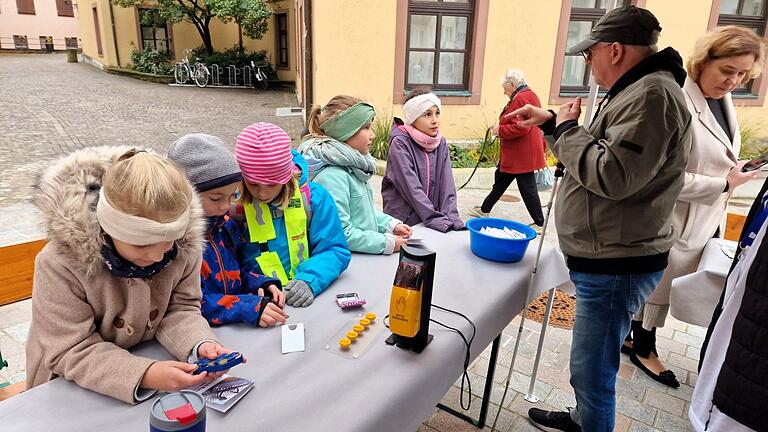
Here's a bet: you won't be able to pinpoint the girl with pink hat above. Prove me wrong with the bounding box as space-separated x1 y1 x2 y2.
235 122 351 307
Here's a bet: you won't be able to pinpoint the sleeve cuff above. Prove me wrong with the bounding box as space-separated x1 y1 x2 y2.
553 120 579 140
383 233 396 255
539 110 558 136
386 218 402 234
134 384 157 403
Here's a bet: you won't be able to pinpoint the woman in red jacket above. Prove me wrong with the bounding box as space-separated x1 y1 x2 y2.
469 69 546 228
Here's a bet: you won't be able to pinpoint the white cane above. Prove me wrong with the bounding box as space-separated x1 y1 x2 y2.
491 163 564 429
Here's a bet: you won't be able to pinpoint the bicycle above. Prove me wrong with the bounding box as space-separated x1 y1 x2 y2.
251 60 270 90
175 49 210 88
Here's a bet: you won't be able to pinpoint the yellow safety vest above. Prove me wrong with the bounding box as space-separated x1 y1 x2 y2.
243 184 309 285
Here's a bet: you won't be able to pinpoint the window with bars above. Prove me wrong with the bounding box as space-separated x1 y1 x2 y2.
560 0 631 95
276 13 289 69
13 35 28 50
139 9 169 53
65 37 78 49
717 0 767 96
406 0 473 90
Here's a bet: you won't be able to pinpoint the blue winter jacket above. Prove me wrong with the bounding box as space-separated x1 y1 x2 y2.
201 215 280 326
239 151 351 295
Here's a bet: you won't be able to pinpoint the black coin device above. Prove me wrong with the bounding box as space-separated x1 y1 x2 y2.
385 245 436 353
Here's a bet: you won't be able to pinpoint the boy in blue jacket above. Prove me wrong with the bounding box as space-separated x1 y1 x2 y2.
234 122 351 307
168 134 288 327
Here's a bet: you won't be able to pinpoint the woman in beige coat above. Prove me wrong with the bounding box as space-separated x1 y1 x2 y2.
26 147 240 403
624 26 764 388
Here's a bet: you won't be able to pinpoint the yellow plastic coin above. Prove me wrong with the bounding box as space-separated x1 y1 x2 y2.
359 318 371 327
365 312 377 321
339 337 352 348
346 330 359 340
353 324 365 333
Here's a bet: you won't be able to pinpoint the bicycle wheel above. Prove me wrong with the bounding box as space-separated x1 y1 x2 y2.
194 64 210 88
175 64 190 85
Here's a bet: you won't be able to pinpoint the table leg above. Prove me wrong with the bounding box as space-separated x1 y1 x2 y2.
436 334 501 428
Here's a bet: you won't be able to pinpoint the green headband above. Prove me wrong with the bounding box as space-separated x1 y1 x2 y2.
321 102 376 142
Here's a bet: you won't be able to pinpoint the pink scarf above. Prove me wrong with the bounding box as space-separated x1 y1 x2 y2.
402 124 443 152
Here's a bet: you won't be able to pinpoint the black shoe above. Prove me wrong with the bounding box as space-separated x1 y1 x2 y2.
528 408 582 432
630 353 680 388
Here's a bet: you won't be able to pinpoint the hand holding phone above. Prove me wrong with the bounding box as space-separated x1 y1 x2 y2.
741 154 768 172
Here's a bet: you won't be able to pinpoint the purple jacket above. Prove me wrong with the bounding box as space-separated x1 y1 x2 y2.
382 118 464 232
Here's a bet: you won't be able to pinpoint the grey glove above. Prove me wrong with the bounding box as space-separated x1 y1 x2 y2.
284 279 314 307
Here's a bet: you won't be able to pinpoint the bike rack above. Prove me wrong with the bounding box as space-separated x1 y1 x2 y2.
227 65 241 86
242 66 253 87
210 64 223 86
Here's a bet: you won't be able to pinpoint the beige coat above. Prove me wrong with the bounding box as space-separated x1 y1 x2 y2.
25 146 216 403
644 78 739 325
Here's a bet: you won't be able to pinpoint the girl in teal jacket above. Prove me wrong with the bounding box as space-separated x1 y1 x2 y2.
299 96 412 255
235 122 351 307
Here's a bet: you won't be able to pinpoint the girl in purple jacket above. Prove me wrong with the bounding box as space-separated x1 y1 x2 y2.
382 90 464 232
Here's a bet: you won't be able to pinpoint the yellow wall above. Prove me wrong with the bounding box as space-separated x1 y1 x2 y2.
79 0 296 82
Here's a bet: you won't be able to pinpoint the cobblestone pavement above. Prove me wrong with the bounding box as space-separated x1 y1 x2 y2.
0 53 303 207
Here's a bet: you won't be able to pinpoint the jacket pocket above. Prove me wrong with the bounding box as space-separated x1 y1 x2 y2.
676 202 695 242
584 189 597 252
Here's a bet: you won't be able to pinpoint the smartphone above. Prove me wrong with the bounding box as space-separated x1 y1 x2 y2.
742 154 768 172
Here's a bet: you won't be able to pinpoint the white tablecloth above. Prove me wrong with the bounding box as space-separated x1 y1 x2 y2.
670 238 736 327
0 226 569 432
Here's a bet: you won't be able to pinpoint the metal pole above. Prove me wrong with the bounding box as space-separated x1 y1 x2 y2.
491 167 563 429
524 286 557 403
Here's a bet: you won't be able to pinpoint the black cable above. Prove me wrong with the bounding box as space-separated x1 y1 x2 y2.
457 128 495 191
430 304 477 411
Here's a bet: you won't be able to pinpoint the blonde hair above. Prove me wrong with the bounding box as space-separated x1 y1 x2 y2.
102 150 193 223
306 95 364 137
501 69 526 88
239 171 301 209
687 25 766 84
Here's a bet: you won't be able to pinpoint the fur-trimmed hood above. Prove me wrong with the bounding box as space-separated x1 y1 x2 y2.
33 146 206 276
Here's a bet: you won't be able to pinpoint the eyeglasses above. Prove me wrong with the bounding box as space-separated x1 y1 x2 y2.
580 48 593 61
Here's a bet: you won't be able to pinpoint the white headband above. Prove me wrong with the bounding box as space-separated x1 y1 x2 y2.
96 189 190 245
403 93 442 125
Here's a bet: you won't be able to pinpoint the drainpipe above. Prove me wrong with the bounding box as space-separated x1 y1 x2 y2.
108 1 121 66
303 0 313 115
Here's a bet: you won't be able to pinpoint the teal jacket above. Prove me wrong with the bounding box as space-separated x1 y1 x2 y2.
311 165 400 254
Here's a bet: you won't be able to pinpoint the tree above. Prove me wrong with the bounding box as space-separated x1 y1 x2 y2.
112 0 272 54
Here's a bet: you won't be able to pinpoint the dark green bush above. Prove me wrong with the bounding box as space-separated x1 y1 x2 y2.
191 45 278 81
130 48 173 75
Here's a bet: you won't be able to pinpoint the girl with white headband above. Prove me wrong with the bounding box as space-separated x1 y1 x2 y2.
299 95 413 254
26 148 241 404
382 90 464 232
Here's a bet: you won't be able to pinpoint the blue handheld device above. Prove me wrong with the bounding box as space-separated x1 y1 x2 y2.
192 351 244 375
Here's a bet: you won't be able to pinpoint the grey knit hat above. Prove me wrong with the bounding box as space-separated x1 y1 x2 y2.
167 133 242 192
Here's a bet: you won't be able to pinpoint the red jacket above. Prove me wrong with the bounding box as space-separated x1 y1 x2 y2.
498 87 547 174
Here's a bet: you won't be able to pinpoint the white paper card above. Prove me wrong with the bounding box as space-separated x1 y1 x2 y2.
281 323 305 354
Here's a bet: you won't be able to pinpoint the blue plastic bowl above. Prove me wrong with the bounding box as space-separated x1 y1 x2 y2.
466 218 537 263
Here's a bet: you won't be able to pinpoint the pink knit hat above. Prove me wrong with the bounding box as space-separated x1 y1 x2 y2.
235 122 294 184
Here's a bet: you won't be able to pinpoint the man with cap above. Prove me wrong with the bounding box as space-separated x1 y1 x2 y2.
510 6 691 432
168 133 288 328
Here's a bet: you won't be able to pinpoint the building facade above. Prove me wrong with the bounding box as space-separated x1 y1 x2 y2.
0 0 80 51
76 0 768 143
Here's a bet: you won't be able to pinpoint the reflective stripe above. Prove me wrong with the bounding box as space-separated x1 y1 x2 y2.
244 181 310 283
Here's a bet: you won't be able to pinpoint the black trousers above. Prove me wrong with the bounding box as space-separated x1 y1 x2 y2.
481 168 544 226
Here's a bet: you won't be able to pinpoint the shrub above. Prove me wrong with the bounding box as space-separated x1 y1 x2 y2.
191 45 277 81
370 112 393 160
130 48 173 75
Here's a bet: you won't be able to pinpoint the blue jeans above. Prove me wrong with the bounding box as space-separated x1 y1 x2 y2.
568 270 663 432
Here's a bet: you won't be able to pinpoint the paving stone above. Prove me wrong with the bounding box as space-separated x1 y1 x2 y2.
0 303 33 329
687 372 698 387
684 346 700 362
655 336 687 355
668 384 693 403
629 420 660 432
615 412 631 432
544 387 576 409
508 416 541 432
2 322 29 345
616 376 647 402
684 325 706 338
617 396 658 425
644 388 685 417
672 331 704 349
0 331 25 357
654 411 694 432
667 353 699 373
505 394 555 419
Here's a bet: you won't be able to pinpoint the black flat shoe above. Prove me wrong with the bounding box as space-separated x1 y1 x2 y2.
620 343 632 355
630 353 680 388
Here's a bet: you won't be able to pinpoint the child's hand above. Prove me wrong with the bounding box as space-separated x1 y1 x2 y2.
140 361 210 392
394 236 408 252
394 223 412 238
261 284 285 308
259 302 288 327
197 342 247 379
